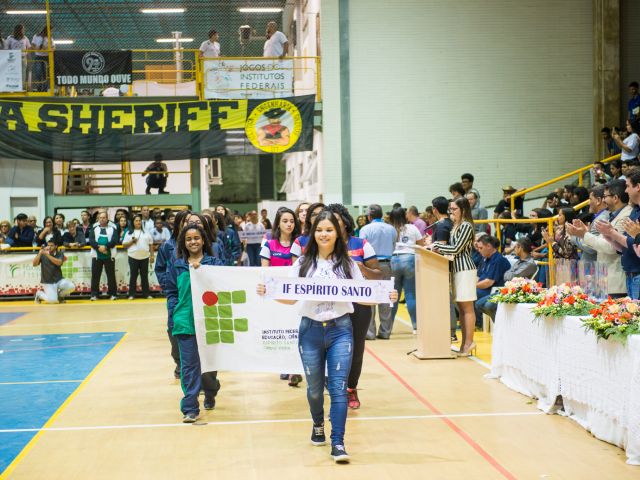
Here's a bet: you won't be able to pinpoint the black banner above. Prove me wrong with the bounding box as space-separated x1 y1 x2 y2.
53 50 133 86
0 95 315 161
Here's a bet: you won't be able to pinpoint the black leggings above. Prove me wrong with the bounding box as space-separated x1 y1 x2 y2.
348 304 373 389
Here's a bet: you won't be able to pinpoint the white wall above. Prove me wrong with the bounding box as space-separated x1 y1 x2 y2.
0 158 45 222
321 0 593 208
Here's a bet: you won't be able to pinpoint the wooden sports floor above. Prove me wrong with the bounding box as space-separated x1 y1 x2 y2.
0 299 637 480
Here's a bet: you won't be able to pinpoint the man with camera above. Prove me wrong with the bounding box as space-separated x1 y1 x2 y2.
33 238 75 304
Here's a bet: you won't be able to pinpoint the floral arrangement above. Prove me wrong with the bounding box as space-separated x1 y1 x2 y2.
582 297 640 343
531 284 596 318
490 277 544 304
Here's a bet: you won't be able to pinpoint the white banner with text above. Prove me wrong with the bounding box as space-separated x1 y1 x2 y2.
190 265 303 374
203 59 294 99
262 275 394 304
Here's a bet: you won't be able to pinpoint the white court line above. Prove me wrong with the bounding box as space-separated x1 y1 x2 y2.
395 316 491 370
0 316 159 328
0 380 83 386
0 411 545 434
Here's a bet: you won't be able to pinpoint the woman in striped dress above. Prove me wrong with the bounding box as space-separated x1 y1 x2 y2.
429 197 477 356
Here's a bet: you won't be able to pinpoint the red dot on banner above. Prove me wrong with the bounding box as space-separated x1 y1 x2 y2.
202 291 218 306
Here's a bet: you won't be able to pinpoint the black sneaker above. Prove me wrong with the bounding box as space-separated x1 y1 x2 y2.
204 396 215 410
311 423 326 446
330 444 350 463
182 412 198 423
279 373 289 380
288 374 303 387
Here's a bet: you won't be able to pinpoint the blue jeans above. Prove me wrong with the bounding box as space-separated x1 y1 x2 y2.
475 294 497 325
391 254 417 329
626 274 640 300
246 243 261 266
298 315 353 446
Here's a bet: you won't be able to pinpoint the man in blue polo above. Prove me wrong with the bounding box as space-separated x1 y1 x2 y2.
597 169 640 299
360 204 397 339
473 235 511 327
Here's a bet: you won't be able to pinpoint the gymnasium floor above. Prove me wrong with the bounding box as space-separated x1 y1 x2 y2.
0 299 636 479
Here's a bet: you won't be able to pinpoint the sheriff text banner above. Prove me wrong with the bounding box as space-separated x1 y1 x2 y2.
263 275 394 304
0 95 315 161
190 265 303 374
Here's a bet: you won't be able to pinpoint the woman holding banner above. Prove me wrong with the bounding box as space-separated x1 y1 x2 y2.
258 210 398 463
260 206 302 386
326 203 382 410
166 223 224 422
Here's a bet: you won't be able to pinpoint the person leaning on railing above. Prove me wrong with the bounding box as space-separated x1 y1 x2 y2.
612 120 640 165
62 220 86 248
6 213 35 248
36 216 62 247
0 220 11 244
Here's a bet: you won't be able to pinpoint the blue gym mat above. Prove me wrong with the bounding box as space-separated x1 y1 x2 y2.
0 332 125 474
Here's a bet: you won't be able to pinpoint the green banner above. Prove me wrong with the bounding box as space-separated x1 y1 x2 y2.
0 95 315 161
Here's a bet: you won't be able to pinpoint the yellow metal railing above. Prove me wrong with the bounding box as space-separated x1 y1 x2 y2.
0 49 321 101
476 199 590 286
510 153 622 212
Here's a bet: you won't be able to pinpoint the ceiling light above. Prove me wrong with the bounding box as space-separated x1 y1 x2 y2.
238 8 283 13
6 10 47 14
156 38 194 43
141 8 185 14
53 39 74 45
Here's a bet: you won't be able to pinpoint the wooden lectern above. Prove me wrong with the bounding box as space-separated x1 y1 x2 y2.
413 247 456 359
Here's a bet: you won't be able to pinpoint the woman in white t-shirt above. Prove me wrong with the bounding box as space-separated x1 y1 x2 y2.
258 210 398 464
122 214 154 299
6 24 31 90
613 120 640 161
389 207 425 334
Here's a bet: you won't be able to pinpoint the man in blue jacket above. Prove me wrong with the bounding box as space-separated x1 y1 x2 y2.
6 213 35 247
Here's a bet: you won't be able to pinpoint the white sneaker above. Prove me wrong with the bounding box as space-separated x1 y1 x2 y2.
128 296 134 300
34 293 41 304
412 329 417 335
90 296 97 301
110 296 117 301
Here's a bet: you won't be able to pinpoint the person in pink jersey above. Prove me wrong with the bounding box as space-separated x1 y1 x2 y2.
260 206 302 385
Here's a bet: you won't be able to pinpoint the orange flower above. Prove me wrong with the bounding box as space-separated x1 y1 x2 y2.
522 284 531 293
501 288 508 295
566 296 575 305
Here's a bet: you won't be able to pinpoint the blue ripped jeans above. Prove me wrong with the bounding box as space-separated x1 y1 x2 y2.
298 315 353 446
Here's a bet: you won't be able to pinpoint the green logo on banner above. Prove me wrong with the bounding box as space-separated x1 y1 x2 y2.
202 290 248 345
9 264 20 277
61 255 79 278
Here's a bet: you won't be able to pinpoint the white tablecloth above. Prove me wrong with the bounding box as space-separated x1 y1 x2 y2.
490 303 640 466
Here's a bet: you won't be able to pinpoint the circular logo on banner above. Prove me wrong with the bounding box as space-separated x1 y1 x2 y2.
82 52 106 74
245 99 302 153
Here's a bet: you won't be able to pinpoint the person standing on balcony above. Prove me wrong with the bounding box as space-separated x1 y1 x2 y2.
264 21 288 59
493 185 524 218
199 29 220 59
31 26 51 92
612 120 640 165
466 192 488 234
5 24 31 91
142 154 169 194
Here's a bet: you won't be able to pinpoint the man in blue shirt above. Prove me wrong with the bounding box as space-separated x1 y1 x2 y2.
474 235 511 327
6 213 35 248
597 170 640 298
628 82 640 123
359 204 397 339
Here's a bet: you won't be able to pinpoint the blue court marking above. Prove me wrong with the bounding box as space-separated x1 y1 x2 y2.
0 312 26 326
0 332 125 474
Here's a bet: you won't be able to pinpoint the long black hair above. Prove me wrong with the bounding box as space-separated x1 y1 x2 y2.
298 210 353 279
303 202 325 236
272 207 300 243
171 210 191 240
326 203 355 237
388 207 408 240
176 224 213 260
201 213 219 244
